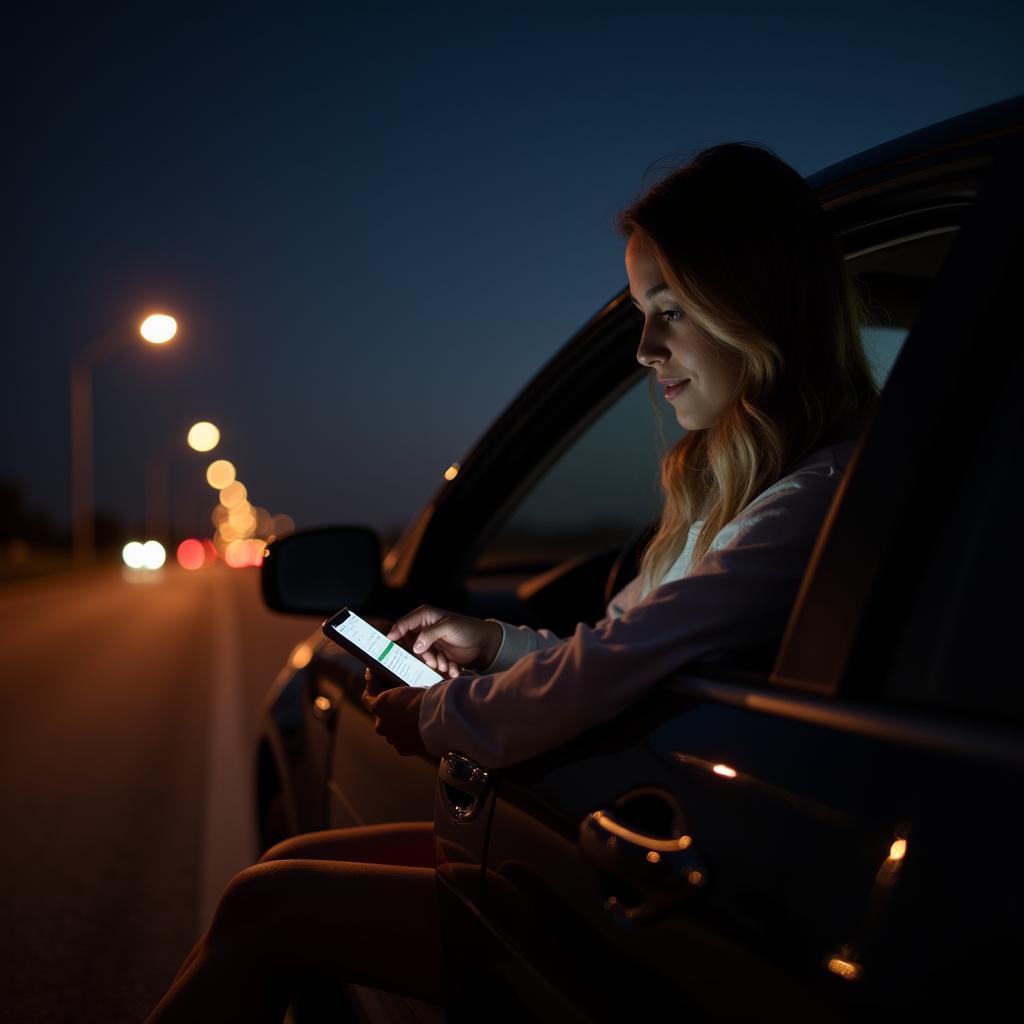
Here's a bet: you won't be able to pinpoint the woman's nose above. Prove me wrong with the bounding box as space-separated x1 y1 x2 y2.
636 323 669 367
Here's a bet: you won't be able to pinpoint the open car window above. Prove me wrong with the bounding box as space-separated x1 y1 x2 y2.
469 220 960 582
469 370 675 576
850 224 959 388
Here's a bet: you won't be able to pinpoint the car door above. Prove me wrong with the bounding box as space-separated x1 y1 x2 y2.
432 123 1023 1022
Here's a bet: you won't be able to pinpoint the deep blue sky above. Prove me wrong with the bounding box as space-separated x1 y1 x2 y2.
7 5 1024 541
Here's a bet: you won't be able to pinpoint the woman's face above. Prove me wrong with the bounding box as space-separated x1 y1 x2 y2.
626 233 742 431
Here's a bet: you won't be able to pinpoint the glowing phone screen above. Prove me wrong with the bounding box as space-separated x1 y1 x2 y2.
332 610 444 688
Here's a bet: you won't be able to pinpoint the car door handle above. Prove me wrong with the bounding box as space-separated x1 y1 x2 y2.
580 807 708 925
438 751 490 822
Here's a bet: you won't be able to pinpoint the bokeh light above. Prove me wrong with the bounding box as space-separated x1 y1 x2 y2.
139 314 177 344
290 642 314 670
219 480 248 509
177 538 205 570
254 506 273 537
271 513 295 537
224 539 246 567
217 522 242 542
187 422 220 452
122 541 145 569
228 502 257 535
206 460 236 489
142 540 166 570
224 537 266 568
201 539 218 564
123 539 166 570
211 504 229 527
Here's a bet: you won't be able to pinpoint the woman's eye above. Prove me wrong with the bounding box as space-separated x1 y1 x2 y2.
660 309 684 322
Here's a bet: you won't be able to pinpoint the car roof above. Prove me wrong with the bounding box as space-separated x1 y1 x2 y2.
807 94 1023 200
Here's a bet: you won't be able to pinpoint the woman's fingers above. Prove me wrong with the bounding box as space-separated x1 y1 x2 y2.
363 668 388 699
387 605 441 642
411 621 453 654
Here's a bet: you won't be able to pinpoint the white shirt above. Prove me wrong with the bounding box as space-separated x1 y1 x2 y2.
418 440 857 768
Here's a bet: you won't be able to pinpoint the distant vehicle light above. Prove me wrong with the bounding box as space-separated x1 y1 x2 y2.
177 538 205 570
122 541 145 569
142 540 166 570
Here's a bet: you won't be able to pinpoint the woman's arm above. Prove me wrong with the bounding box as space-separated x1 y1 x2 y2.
482 564 648 673
418 479 837 768
479 620 565 672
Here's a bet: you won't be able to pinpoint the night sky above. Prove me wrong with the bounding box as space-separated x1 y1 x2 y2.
8 5 1024 544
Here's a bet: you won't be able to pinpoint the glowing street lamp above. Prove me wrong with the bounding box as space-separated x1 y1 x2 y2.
140 314 178 344
71 313 179 565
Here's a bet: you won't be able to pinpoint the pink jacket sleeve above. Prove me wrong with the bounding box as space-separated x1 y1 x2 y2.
417 464 841 768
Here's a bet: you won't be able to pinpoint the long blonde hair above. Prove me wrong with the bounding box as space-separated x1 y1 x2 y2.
620 143 878 591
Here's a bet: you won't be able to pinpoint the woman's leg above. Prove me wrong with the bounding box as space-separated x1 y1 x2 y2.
158 822 438 1018
147 857 443 1023
171 821 435 984
259 821 435 868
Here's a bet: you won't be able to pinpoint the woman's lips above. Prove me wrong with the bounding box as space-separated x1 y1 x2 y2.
662 379 690 400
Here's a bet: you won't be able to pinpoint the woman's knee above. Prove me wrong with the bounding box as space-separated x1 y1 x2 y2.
206 863 283 960
259 832 314 863
258 822 435 867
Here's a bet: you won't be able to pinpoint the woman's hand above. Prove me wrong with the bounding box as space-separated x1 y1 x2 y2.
361 606 501 754
361 682 430 757
387 605 502 676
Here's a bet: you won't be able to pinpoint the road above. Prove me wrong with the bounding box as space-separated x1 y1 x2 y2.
0 563 320 1022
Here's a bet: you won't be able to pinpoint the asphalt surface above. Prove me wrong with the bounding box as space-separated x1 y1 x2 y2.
0 563 319 1022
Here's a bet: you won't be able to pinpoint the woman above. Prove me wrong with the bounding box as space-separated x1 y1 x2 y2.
146 142 878 1021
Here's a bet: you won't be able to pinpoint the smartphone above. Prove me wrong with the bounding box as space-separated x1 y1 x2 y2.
322 607 444 689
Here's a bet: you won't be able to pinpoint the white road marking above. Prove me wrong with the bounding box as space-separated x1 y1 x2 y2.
199 572 257 927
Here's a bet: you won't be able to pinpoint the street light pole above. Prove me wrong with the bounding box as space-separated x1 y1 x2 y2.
70 357 95 565
144 449 171 544
69 315 178 565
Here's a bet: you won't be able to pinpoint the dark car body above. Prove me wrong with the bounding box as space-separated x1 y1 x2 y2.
256 96 1024 1021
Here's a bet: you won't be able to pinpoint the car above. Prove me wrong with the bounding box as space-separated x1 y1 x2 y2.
255 95 1024 1022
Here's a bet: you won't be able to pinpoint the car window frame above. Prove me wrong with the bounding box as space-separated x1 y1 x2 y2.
773 134 1023 701
387 296 645 598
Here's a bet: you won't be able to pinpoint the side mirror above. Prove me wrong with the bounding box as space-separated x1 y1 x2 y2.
261 526 382 616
